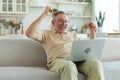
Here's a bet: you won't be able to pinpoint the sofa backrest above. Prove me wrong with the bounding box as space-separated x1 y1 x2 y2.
1 37 120 67
0 38 47 67
100 38 120 62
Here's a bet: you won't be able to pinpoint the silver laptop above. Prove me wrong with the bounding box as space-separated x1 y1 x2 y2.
70 39 105 62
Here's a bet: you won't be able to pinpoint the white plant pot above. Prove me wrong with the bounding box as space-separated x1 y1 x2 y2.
97 27 103 33
96 27 107 37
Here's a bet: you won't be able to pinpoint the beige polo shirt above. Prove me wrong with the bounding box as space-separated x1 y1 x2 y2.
37 30 78 63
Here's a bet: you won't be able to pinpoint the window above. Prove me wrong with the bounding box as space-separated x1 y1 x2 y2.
95 0 120 33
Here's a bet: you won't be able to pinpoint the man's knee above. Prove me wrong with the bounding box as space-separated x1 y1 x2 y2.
63 61 75 69
86 59 102 68
63 61 78 73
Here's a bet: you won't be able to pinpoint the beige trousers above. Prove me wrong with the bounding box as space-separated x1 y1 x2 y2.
47 59 105 80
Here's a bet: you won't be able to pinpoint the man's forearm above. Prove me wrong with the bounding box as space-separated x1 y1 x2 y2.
90 31 95 39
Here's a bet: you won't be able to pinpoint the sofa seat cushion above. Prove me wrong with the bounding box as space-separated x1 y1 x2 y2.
0 67 59 80
103 61 120 80
0 66 85 80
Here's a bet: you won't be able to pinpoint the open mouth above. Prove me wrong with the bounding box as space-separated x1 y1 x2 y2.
60 26 67 29
60 27 67 30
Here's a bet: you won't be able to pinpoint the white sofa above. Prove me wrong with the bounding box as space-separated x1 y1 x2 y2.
0 36 120 80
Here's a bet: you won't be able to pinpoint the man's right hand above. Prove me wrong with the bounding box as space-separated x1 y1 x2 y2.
43 6 53 16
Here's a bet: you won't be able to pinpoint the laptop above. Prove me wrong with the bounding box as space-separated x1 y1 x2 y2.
70 39 105 62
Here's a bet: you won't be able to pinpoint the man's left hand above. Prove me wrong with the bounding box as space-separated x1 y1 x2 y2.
88 21 96 32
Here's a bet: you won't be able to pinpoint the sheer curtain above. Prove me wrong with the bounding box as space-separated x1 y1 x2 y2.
95 0 120 32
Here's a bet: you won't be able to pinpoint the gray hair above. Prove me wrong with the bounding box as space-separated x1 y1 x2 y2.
52 11 66 19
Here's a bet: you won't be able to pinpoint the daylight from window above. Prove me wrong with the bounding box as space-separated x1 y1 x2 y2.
95 0 119 32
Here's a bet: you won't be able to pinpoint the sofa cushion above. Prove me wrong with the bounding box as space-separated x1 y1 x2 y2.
0 67 59 80
0 66 85 80
103 61 120 80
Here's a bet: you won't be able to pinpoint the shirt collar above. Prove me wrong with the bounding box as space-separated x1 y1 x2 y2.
52 29 68 34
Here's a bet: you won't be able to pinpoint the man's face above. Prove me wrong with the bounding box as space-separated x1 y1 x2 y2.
52 14 69 33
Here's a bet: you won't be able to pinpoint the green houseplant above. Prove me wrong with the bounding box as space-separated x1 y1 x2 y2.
96 12 105 27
